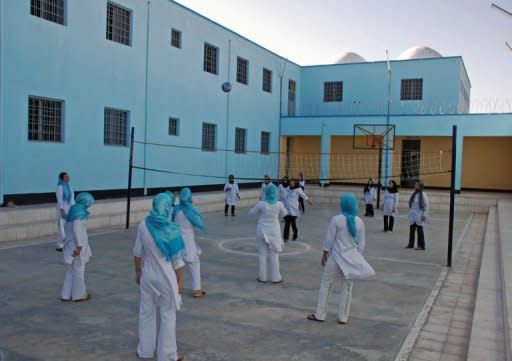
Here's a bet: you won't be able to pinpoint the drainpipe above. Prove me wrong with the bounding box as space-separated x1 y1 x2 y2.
143 0 151 195
224 39 231 180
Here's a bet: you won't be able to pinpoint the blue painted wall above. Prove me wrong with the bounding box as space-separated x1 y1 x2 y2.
0 0 300 201
299 57 466 116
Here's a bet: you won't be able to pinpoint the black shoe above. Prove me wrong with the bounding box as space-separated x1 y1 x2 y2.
404 245 414 249
292 235 297 241
56 247 63 252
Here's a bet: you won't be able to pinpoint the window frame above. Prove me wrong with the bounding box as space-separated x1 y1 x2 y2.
323 81 343 102
262 68 272 93
171 28 182 49
201 122 217 151
104 107 129 147
28 95 64 143
234 127 247 154
203 43 219 75
106 2 132 47
260 131 271 154
30 0 66 25
236 57 249 85
168 117 180 136
400 78 423 101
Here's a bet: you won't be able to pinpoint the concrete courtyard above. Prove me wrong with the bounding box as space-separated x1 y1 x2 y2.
0 203 471 361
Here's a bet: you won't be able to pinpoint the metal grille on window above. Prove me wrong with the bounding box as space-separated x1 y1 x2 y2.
203 44 218 74
324 82 343 102
31 0 65 25
171 29 181 48
260 131 270 154
104 108 128 146
106 3 131 46
236 57 248 85
235 128 247 153
262 68 272 93
169 117 179 136
202 123 216 151
400 79 423 100
28 96 63 142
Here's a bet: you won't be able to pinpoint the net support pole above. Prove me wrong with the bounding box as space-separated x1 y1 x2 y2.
447 125 457 267
376 147 382 208
126 127 135 230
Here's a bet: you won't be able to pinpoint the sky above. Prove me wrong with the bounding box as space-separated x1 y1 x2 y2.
175 0 512 113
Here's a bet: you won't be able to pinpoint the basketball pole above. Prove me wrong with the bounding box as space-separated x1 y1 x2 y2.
126 127 135 230
447 125 457 267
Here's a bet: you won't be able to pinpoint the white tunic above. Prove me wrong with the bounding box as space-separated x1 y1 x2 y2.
224 182 239 206
63 220 91 265
278 184 289 204
133 221 184 310
408 192 429 226
249 201 288 252
56 184 75 217
259 182 271 200
362 188 377 205
323 214 375 280
174 210 201 262
383 190 399 216
285 188 308 217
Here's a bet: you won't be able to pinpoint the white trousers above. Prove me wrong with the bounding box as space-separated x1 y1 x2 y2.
56 216 66 248
314 256 353 323
185 258 201 291
257 238 281 282
60 257 87 301
138 269 178 361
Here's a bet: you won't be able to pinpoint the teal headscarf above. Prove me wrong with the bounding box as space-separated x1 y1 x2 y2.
145 193 186 266
340 193 360 243
65 192 95 222
264 183 278 205
57 176 72 205
172 188 205 231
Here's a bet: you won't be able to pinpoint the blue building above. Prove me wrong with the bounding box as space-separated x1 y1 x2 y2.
0 0 510 204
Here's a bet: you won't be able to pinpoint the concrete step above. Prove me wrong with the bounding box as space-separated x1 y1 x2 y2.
498 199 512 361
467 206 506 360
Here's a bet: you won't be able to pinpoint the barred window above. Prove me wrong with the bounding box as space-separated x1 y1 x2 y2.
235 128 247 154
260 131 270 154
168 117 179 136
401 79 423 100
106 2 131 46
236 57 248 85
104 108 128 146
31 0 65 25
324 81 343 102
171 29 181 49
202 123 216 151
28 96 63 142
262 68 272 93
203 43 218 74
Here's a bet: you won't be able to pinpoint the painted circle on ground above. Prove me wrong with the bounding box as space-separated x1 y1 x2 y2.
217 237 311 257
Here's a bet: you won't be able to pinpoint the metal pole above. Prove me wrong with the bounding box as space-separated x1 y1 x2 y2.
126 127 135 229
447 125 457 267
377 147 382 209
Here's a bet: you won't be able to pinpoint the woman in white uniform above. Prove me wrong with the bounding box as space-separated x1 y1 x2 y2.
133 193 186 361
406 180 429 250
249 184 288 283
56 172 75 251
259 174 271 200
361 178 377 217
172 187 206 298
284 179 312 241
382 180 399 232
60 192 94 302
307 193 375 324
224 174 240 216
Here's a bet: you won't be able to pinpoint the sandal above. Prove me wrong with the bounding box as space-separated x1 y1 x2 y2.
257 278 266 283
307 314 324 322
191 290 206 298
177 354 184 361
74 294 91 302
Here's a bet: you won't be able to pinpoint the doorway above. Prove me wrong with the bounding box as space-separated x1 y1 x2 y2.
401 139 421 188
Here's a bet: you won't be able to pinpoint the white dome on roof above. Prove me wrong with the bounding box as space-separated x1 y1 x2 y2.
397 46 442 60
332 52 367 64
